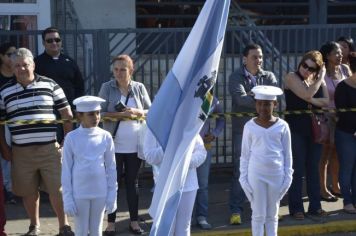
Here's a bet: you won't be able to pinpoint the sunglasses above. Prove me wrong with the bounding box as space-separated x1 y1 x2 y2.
301 62 318 73
45 38 61 44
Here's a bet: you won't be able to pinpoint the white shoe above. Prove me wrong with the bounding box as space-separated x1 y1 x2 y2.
197 216 212 230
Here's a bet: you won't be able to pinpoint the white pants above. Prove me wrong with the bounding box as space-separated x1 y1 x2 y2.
74 197 106 236
248 171 283 236
171 190 197 236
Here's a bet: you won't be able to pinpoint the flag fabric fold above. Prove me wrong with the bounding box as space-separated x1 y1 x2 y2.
146 0 230 235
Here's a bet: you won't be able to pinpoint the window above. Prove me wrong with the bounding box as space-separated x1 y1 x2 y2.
0 0 36 3
0 15 37 49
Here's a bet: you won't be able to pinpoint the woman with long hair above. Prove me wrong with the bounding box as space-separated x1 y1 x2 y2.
284 51 329 220
319 41 351 202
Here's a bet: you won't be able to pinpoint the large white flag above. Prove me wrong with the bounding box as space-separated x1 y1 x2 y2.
146 0 230 235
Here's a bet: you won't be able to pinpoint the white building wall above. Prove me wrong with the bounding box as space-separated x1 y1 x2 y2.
72 0 135 29
72 0 136 58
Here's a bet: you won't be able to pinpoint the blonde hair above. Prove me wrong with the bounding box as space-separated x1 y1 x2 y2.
112 54 134 71
298 50 323 79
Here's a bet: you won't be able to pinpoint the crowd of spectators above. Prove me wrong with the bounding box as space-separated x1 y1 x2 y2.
0 26 355 235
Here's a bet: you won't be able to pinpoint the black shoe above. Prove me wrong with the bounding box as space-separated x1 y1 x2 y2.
308 209 328 217
103 230 116 236
329 189 343 198
321 195 338 202
58 225 74 236
24 225 40 236
6 197 17 204
129 225 144 235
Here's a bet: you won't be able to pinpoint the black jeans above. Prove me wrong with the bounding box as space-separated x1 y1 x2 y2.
108 153 142 222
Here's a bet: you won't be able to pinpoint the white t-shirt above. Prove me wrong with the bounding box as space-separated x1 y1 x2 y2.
114 96 140 153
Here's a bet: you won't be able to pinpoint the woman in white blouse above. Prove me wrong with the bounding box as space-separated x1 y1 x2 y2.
98 55 151 235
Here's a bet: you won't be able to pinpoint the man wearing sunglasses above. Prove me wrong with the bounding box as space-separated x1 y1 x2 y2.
228 43 279 225
35 27 84 110
35 27 85 145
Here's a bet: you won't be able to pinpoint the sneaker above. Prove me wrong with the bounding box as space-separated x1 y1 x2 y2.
5 191 16 204
230 213 242 225
197 216 212 230
344 204 356 214
7 196 17 205
58 225 74 236
24 225 40 236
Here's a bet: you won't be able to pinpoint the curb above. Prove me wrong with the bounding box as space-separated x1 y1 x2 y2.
192 220 356 236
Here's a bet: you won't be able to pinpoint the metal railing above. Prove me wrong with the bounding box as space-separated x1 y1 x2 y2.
1 24 356 168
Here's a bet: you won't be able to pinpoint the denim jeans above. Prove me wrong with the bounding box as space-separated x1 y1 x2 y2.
195 150 212 219
229 133 246 214
0 158 11 191
335 129 356 206
288 133 322 214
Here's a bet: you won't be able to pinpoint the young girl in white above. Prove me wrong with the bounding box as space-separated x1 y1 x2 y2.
142 129 206 236
61 96 117 236
239 86 293 236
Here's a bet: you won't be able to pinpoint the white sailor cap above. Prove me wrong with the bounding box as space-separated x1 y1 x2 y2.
252 85 283 101
73 96 106 112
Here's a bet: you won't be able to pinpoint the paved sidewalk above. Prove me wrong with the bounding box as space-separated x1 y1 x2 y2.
5 170 356 235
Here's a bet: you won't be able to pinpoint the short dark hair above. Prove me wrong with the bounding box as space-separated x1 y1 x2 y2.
0 41 17 65
0 41 16 55
243 43 262 57
41 27 60 41
319 41 340 66
337 36 355 52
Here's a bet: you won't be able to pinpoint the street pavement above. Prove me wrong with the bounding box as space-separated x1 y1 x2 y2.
5 169 356 235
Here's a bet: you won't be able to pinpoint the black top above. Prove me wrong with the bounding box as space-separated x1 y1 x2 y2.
335 80 356 135
284 72 323 136
0 72 15 88
34 52 84 106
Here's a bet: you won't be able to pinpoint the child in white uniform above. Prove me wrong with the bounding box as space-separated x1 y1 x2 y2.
61 96 117 236
142 129 206 236
239 86 293 236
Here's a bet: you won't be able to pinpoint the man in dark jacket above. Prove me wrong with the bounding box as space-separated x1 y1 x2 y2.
35 27 84 108
35 27 85 142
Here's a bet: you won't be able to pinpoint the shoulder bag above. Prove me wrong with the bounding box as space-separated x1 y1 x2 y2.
112 91 131 139
310 106 330 144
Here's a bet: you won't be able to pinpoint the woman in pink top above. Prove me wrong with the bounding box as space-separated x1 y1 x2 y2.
319 41 352 202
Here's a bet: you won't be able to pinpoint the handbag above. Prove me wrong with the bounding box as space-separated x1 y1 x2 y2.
112 90 131 139
311 113 329 144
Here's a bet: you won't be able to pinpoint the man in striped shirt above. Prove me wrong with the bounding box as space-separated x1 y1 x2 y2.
0 48 74 236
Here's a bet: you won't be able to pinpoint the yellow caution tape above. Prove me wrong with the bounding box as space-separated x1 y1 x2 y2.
1 108 355 125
